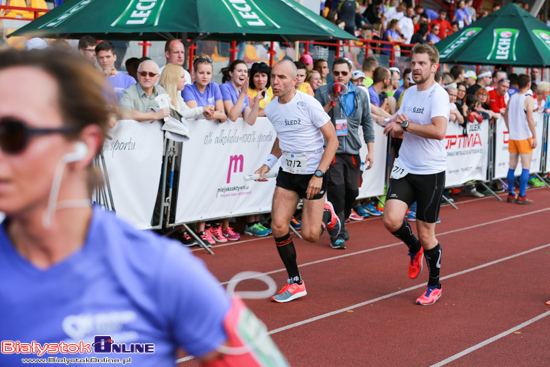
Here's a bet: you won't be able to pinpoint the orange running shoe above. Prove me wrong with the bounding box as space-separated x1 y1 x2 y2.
408 247 424 279
272 280 307 303
416 285 442 305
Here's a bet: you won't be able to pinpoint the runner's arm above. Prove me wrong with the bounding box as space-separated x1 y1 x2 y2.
525 97 537 148
254 138 282 181
384 113 447 140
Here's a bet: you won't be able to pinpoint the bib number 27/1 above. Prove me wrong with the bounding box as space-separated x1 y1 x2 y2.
282 152 308 174
390 159 408 180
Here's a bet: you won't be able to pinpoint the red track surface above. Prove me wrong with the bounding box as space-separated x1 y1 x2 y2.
178 187 550 367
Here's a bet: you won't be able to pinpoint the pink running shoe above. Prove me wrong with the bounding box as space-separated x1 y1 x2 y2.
222 227 240 241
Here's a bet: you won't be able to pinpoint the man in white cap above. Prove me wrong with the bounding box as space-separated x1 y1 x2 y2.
351 70 367 89
464 70 477 88
25 37 49 51
467 68 492 95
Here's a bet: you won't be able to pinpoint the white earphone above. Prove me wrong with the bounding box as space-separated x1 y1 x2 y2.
63 142 88 163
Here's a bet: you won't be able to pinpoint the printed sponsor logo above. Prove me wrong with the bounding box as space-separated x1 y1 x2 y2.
532 30 550 52
222 0 280 29
439 28 482 59
227 155 244 183
487 28 519 61
445 133 483 150
41 0 92 28
111 0 166 28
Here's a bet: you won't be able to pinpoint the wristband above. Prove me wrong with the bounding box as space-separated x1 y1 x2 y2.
263 154 278 170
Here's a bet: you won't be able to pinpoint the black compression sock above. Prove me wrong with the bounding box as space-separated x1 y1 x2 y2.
391 220 421 254
425 244 442 287
275 233 301 283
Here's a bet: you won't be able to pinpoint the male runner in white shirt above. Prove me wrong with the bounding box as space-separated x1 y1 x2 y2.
382 44 449 306
255 60 340 303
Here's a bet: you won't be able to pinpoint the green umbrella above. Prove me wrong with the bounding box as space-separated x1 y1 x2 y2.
436 3 550 66
8 0 355 42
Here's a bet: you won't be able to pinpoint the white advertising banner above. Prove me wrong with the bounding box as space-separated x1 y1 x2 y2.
175 118 279 223
444 121 489 187
493 113 544 179
546 115 550 172
357 123 389 198
101 120 164 230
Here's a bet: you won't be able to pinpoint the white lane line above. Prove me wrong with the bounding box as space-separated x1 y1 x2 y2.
267 243 550 334
219 208 550 286
177 243 550 365
430 310 550 367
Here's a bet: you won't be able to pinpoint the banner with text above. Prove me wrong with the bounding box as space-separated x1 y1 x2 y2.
357 123 388 199
493 113 544 179
101 120 164 230
444 121 489 187
174 118 279 223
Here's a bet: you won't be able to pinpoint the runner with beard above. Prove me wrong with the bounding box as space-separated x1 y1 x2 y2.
382 44 450 305
255 60 341 303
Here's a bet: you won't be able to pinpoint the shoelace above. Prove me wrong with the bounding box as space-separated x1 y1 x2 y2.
408 251 418 266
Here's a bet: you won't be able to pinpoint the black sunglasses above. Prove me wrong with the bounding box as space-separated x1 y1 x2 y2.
138 71 158 78
333 71 349 76
0 117 78 154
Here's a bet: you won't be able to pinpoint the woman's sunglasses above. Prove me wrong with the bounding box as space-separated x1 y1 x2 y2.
0 117 77 154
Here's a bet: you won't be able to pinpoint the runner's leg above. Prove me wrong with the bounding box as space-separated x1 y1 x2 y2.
300 194 327 242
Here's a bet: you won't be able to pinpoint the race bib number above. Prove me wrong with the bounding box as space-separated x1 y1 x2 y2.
390 159 408 179
335 119 348 137
282 152 307 174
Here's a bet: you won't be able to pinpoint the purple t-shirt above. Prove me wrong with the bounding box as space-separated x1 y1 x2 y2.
182 82 222 107
427 33 441 43
0 206 230 365
107 72 136 102
219 82 249 116
368 85 381 107
382 29 400 55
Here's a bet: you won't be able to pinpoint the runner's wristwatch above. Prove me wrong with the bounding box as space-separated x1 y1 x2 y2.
314 169 325 178
401 120 410 130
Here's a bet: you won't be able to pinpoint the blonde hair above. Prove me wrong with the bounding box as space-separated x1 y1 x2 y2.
193 54 213 71
536 81 550 94
159 64 184 109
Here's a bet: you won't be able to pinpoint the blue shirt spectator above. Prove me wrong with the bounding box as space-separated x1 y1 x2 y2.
220 81 249 116
183 82 223 107
368 85 381 107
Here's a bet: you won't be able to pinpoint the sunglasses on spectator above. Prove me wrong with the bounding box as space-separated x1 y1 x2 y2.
0 117 78 154
138 71 158 78
333 71 349 76
499 78 511 83
195 57 212 63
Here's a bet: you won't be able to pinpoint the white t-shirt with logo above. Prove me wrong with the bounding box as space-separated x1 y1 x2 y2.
397 82 450 174
265 91 330 174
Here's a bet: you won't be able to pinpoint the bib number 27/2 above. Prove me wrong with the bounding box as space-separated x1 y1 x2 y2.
282 152 308 174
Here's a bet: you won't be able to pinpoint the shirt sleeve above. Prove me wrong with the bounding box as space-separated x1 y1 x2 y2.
307 94 331 129
182 85 196 103
220 83 232 102
119 89 136 110
212 83 223 103
431 87 450 120
158 244 230 358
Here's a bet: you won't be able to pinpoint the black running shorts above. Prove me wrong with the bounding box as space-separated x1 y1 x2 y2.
276 167 329 200
387 171 445 223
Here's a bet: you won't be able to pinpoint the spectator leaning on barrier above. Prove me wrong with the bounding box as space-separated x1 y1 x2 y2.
489 78 510 114
314 58 375 249
95 41 136 102
534 82 550 113
0 48 288 367
474 88 500 120
504 74 537 205
119 60 170 122
183 55 227 246
445 83 465 125
78 35 98 64
467 68 492 95
160 39 192 86
248 62 273 117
